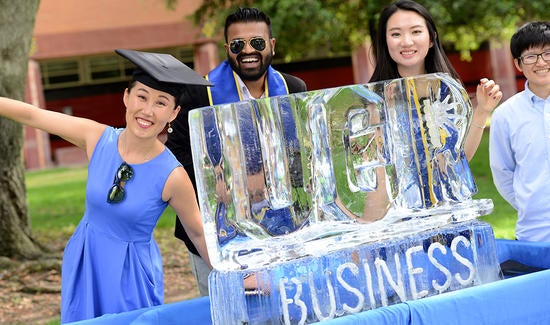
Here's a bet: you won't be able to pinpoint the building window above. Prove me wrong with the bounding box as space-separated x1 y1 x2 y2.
41 60 81 89
39 46 194 90
89 56 127 82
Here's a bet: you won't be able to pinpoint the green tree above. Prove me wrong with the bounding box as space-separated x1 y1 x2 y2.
0 0 46 260
167 0 550 62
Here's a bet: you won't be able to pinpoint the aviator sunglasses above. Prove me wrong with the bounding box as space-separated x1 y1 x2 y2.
107 162 134 203
229 37 267 54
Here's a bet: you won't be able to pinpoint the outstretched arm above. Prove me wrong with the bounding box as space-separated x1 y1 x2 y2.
463 78 503 161
0 97 106 158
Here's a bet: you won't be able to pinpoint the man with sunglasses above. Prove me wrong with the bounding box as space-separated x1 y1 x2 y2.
489 21 550 242
166 7 306 296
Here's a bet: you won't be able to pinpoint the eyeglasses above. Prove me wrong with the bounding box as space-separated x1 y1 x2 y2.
518 50 550 65
229 37 267 54
107 162 134 203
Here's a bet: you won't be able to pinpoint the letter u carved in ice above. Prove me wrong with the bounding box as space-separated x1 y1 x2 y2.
189 73 478 270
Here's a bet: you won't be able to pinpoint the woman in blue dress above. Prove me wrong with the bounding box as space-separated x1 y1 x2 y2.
0 49 212 323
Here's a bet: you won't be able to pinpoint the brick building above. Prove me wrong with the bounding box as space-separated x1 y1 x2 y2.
24 0 519 169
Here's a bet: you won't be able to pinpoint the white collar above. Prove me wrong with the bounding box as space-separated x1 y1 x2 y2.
235 73 265 100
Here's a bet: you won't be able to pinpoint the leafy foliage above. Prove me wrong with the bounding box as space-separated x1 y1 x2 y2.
423 0 522 60
165 0 550 62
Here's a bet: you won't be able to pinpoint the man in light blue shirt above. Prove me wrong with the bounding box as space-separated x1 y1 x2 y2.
490 21 550 241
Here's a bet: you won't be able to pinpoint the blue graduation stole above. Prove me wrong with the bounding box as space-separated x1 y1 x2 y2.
404 79 475 208
204 60 297 238
205 60 289 105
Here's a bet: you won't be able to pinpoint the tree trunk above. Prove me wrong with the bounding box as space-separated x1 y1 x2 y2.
351 38 376 84
489 39 517 102
0 0 46 259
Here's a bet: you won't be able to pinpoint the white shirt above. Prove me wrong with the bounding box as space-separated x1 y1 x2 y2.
235 74 265 100
489 81 550 241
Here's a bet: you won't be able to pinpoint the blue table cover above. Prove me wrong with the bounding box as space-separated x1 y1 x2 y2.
68 239 550 325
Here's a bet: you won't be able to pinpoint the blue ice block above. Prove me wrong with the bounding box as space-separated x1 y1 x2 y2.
189 73 487 271
209 220 501 324
189 73 501 324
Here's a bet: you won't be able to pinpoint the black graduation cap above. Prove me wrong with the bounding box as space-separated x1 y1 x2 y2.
115 49 212 98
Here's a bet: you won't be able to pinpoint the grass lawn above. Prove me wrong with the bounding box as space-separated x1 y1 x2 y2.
470 133 517 239
25 166 177 240
24 130 516 240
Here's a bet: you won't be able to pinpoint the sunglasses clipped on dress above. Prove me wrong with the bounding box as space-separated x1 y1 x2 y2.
107 162 134 203
229 37 267 54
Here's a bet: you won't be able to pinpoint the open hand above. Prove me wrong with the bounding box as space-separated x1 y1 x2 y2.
476 78 503 114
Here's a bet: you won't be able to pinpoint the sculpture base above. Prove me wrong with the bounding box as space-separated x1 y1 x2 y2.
209 219 501 324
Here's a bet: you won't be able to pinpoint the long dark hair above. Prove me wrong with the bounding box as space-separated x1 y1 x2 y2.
369 0 460 82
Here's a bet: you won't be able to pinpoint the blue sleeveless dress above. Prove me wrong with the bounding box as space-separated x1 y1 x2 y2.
60 127 181 323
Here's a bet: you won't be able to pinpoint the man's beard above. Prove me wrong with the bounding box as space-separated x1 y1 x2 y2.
228 51 273 81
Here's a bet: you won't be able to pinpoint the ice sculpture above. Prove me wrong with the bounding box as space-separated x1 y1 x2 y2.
188 73 501 324
209 221 499 324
